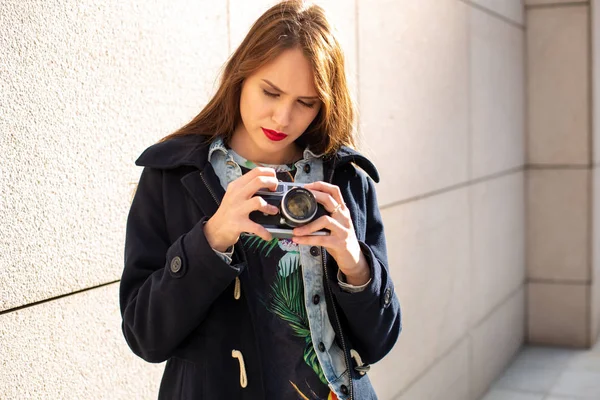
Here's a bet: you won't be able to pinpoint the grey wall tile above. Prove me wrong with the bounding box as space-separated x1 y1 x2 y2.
528 282 589 346
470 7 525 179
593 0 600 165
470 289 525 399
393 339 469 400
471 0 525 25
527 5 590 165
0 0 229 311
0 283 164 398
591 167 600 341
369 187 470 396
526 169 590 281
358 0 469 206
470 172 525 327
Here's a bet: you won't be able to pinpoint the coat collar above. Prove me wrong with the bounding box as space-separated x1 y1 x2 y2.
135 134 380 183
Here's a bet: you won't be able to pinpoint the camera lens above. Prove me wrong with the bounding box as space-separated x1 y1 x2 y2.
281 187 317 226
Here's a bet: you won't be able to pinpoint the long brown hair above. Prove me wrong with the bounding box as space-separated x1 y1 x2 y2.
159 0 357 156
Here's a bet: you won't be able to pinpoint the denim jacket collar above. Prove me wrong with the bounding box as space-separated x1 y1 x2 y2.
135 134 380 183
208 136 324 165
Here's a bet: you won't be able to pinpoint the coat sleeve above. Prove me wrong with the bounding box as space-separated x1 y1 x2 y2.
119 167 242 363
328 173 402 365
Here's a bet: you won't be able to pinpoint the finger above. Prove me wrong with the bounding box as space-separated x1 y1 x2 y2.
293 215 346 238
303 181 345 207
240 220 274 242
308 190 341 214
292 234 334 248
239 175 280 199
303 189 350 228
242 196 279 215
229 167 277 190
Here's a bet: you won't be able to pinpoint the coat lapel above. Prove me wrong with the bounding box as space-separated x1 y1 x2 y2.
180 163 225 218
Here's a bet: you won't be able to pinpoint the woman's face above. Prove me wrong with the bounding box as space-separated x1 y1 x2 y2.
231 47 322 165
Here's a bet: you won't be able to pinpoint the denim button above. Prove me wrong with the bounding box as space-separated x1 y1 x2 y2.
313 294 320 305
303 164 311 173
340 385 349 395
170 256 182 273
310 246 320 257
383 288 392 306
318 342 325 352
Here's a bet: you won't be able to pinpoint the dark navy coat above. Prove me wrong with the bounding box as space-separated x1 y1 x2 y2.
119 134 401 399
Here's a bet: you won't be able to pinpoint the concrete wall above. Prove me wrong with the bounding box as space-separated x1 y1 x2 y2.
525 0 598 348
0 0 526 399
365 1 526 399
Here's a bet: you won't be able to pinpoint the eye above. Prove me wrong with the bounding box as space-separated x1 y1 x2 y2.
263 89 278 98
263 89 316 109
299 100 316 109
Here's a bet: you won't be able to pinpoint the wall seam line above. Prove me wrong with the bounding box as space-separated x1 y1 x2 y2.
459 0 525 29
390 336 470 399
526 2 589 11
380 166 524 210
0 280 121 316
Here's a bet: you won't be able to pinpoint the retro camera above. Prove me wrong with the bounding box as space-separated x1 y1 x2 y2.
249 182 330 239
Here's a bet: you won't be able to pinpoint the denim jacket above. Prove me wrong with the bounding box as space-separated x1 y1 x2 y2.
207 137 367 398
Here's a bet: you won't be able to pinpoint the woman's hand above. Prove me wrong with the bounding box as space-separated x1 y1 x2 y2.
203 167 280 252
291 181 370 286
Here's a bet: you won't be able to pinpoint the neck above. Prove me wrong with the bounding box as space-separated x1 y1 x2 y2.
229 127 302 165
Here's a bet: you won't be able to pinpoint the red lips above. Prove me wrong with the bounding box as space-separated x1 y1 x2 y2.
262 127 287 141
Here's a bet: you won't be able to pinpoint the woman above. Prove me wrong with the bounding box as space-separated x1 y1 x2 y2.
119 1 401 399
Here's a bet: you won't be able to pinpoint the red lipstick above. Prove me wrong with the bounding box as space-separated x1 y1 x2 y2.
262 127 287 142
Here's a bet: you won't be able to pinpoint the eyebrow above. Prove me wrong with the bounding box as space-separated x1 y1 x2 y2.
261 79 319 100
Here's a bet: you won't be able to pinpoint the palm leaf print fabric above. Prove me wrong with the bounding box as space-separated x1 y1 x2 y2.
233 153 336 399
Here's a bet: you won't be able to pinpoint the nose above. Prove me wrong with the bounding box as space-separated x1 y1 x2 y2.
272 101 293 129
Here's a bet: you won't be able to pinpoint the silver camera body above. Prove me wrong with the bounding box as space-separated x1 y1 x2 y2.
249 181 330 239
